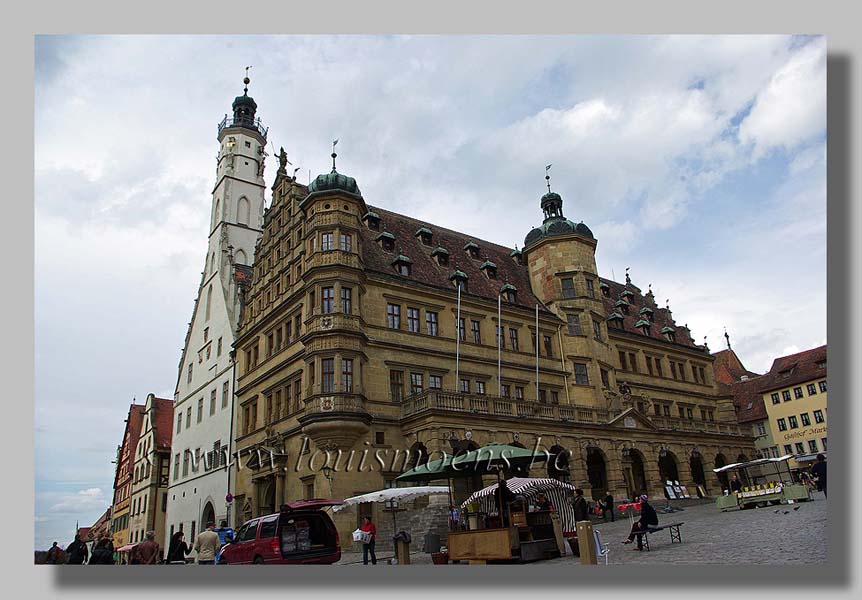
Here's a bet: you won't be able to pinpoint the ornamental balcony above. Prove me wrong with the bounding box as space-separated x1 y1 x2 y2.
217 115 268 139
302 311 364 340
298 393 372 450
305 249 363 273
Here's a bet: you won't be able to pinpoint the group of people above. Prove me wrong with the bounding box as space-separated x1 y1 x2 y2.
45 535 116 565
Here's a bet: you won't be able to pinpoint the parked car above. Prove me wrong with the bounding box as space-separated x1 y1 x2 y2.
219 499 342 565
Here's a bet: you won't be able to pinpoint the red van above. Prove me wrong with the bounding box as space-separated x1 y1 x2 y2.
219 499 342 565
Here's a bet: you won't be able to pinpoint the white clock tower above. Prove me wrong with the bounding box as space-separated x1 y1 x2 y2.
165 74 267 549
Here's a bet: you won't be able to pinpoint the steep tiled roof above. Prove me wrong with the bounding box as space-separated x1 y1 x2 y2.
758 345 827 394
598 278 700 349
728 375 768 423
234 263 253 288
712 349 760 386
151 397 176 451
88 508 111 540
76 527 91 542
360 206 551 313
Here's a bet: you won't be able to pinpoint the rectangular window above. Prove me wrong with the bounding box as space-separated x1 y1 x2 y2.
782 390 792 402
544 335 553 358
813 409 824 423
509 328 519 351
777 418 787 431
429 375 442 389
771 393 780 405
585 278 595 298
197 398 203 423
321 232 334 251
476 381 486 395
294 380 302 409
655 359 663 378
819 380 827 392
628 352 637 373
285 383 293 415
173 453 180 481
186 407 192 429
182 450 189 476
275 327 282 351
321 287 335 314
274 389 282 420
700 408 707 420
663 405 670 417
600 368 610 388
515 386 524 400
176 413 182 434
677 362 685 381
387 304 401 329
501 384 510 398
187 363 193 384
808 439 818 453
670 361 677 379
496 325 505 349
593 320 602 341
341 287 352 314
619 351 628 371
789 415 800 429
457 318 466 342
210 390 216 415
390 370 404 402
321 358 335 394
539 389 547 404
551 390 559 404
794 442 805 454
807 383 817 395
821 438 827 451
756 422 767 436
217 337 222 356
794 387 804 399
699 367 706 384
654 404 662 416
460 379 470 393
646 356 654 376
222 381 229 409
686 407 693 419
340 233 352 252
341 358 353 392
567 313 582 336
783 444 793 455
267 333 275 357
294 315 301 338
691 364 698 382
426 311 439 336
573 363 589 385
410 372 424 395
407 307 420 333
471 320 481 344
561 278 575 298
800 412 811 426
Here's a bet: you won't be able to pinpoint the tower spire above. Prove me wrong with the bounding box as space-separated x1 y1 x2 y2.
724 327 731 350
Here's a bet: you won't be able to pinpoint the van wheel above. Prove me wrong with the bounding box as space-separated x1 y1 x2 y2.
253 556 264 565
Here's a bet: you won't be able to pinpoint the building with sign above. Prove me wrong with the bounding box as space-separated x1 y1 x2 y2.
109 403 144 549
227 142 755 545
758 345 828 468
164 76 266 549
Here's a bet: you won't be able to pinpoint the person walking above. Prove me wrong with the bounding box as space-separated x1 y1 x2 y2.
810 453 827 498
622 494 658 551
166 531 194 564
572 488 590 522
135 531 161 565
360 515 377 565
194 521 222 565
602 491 615 522
66 534 89 565
46 542 62 565
88 538 115 565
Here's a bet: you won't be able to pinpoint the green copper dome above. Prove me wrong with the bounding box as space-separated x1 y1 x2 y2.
307 169 362 197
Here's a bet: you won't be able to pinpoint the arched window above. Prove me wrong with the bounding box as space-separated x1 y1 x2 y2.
211 252 216 275
237 197 250 226
205 285 212 321
235 249 248 265
213 198 221 227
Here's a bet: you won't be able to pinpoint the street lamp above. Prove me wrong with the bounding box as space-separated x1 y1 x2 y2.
321 465 334 497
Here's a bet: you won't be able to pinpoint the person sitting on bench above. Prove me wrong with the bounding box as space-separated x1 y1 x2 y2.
622 494 658 551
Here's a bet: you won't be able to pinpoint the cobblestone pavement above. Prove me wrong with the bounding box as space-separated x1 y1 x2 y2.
337 492 827 566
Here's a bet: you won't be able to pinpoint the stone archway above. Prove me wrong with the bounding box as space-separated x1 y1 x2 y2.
714 453 729 491
658 450 680 484
626 449 649 499
548 444 571 482
689 453 707 495
586 447 608 498
201 500 216 528
258 479 275 516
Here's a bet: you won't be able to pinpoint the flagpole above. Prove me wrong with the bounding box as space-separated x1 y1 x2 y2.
497 293 502 396
535 303 540 402
455 282 461 393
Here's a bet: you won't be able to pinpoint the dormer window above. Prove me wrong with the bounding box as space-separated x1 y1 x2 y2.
375 231 395 252
639 306 655 323
464 241 480 260
606 312 624 330
661 326 675 343
614 299 630 315
431 247 449 267
600 281 610 297
416 226 433 246
449 269 468 292
500 283 517 304
621 289 635 303
391 252 412 277
480 259 497 279
510 247 523 265
635 319 651 336
362 211 381 231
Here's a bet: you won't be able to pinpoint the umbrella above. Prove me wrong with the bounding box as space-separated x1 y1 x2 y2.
459 477 579 534
396 443 550 483
332 486 450 537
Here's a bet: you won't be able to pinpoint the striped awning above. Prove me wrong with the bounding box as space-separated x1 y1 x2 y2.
460 477 580 534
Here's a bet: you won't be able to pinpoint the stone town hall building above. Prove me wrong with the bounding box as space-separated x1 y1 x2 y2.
226 96 755 545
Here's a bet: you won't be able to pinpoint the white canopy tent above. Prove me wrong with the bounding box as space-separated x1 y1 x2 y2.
333 486 450 538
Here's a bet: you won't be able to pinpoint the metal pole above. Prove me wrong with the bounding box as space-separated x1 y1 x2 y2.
497 294 502 396
455 283 461 392
535 304 540 402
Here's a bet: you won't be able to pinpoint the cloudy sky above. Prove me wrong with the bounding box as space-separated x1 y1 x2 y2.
34 34 826 549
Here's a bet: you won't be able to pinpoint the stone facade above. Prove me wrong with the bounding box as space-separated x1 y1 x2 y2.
229 162 755 549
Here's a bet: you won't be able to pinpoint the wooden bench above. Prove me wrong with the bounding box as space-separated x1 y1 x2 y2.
640 522 684 551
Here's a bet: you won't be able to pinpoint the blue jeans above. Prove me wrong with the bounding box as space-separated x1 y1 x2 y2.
362 540 377 565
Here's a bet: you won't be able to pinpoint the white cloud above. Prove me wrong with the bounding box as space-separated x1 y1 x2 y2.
47 488 108 514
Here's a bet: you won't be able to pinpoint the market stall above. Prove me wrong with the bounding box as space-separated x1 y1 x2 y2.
713 454 812 511
396 442 554 564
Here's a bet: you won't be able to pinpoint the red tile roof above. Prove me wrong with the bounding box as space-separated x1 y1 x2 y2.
151 397 175 451
758 345 827 394
727 375 768 423
360 206 551 313
712 349 760 386
598 278 701 350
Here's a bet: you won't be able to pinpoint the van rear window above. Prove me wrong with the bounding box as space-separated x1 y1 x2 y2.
259 517 278 539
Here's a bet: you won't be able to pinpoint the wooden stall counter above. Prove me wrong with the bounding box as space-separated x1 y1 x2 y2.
447 527 519 563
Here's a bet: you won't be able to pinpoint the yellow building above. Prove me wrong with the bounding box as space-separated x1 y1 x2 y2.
759 345 827 469
110 404 144 550
229 153 755 546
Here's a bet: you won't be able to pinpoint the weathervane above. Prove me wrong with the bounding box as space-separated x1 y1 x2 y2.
243 66 252 94
331 139 339 172
545 164 553 193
